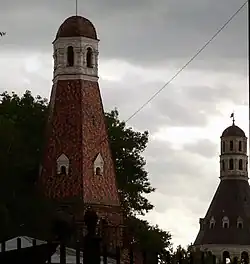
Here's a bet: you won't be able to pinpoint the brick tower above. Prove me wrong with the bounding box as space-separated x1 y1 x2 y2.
39 16 122 232
193 119 250 263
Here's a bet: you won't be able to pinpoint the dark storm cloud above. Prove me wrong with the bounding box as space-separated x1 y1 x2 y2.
0 0 247 67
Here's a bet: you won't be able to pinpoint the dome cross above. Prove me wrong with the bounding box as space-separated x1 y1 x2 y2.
230 112 235 125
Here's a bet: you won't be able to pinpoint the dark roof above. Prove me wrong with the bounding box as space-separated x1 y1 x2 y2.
56 16 97 40
194 180 250 245
221 124 245 137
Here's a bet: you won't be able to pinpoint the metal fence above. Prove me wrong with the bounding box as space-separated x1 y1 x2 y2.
0 236 152 264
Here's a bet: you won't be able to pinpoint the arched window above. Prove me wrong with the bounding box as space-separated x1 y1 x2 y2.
239 141 242 151
222 216 229 228
237 217 243 229
239 159 243 170
223 251 231 264
86 48 93 68
60 166 66 175
67 46 74 66
230 140 233 151
241 251 249 263
57 153 69 175
222 141 225 152
210 217 215 229
222 160 225 171
94 153 104 176
95 167 101 176
229 159 234 170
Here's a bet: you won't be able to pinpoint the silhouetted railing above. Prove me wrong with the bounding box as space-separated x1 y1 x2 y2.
0 237 150 264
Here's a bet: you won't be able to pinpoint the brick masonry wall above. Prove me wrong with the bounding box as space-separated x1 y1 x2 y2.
39 78 120 210
38 77 147 261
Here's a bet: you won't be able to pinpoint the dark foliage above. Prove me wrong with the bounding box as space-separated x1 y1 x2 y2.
0 90 171 261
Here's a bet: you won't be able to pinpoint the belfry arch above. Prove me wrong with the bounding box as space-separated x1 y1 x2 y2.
222 251 230 264
86 47 93 68
241 251 249 264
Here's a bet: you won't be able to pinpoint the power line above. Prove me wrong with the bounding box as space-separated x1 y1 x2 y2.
93 0 248 150
125 0 248 122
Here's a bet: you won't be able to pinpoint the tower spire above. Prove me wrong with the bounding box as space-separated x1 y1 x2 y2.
230 112 235 125
75 0 78 16
193 123 249 263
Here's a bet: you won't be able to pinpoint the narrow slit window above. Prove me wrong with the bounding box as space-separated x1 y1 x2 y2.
95 167 101 176
239 141 242 151
229 159 234 170
60 166 67 174
86 48 93 68
223 222 229 228
67 46 74 66
238 222 243 229
239 159 243 170
230 141 233 151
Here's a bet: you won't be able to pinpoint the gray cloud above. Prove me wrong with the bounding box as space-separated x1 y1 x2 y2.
0 0 248 69
101 73 246 132
186 84 248 106
143 138 220 210
0 52 246 134
183 139 218 158
101 78 212 131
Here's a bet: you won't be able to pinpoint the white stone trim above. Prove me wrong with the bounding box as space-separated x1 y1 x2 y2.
237 216 243 228
94 153 104 176
57 154 69 174
221 137 248 154
195 244 250 262
222 216 229 228
220 176 249 181
53 36 99 46
53 36 99 80
220 134 248 179
210 216 216 228
53 74 98 84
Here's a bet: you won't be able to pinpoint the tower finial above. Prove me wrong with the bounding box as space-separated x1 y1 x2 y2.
76 0 78 16
230 112 235 125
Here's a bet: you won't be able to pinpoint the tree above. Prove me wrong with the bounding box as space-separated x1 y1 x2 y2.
171 245 218 264
125 216 172 263
105 109 155 216
0 91 48 189
169 245 185 264
0 91 51 240
0 90 171 260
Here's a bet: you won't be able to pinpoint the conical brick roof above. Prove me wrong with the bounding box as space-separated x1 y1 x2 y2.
194 179 250 245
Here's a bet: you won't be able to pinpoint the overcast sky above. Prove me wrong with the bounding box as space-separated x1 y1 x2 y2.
0 0 248 247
